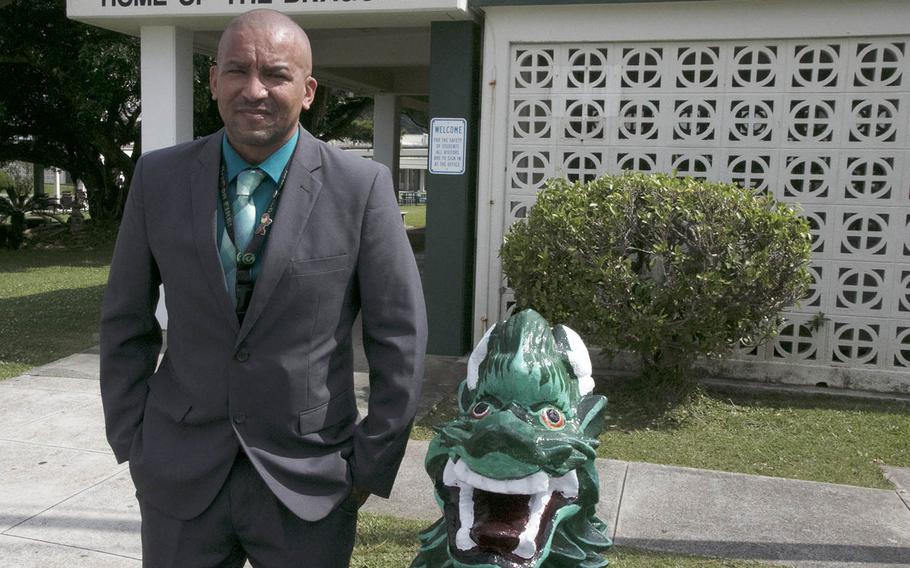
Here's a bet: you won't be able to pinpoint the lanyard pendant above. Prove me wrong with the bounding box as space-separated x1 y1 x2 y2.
255 212 273 236
236 251 257 268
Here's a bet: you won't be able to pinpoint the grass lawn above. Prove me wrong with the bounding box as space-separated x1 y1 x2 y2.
0 244 112 380
400 204 426 230
353 513 773 567
415 378 910 489
598 381 910 489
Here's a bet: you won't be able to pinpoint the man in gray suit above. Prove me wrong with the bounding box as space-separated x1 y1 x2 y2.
100 9 427 567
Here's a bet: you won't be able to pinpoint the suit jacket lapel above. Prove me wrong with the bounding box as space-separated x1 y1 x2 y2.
236 129 324 346
190 130 241 334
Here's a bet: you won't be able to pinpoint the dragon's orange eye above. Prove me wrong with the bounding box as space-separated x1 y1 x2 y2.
470 402 491 419
539 407 566 429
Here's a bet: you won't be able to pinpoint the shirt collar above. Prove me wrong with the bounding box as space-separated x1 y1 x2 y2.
221 127 300 184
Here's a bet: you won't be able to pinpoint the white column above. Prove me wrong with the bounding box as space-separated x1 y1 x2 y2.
372 94 401 194
140 25 194 330
54 168 61 200
140 26 194 152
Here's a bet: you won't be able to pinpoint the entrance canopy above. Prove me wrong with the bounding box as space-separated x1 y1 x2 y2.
66 0 476 157
68 1 475 96
68 0 471 33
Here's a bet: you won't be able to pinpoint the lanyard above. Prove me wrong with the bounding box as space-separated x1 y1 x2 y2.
219 148 295 322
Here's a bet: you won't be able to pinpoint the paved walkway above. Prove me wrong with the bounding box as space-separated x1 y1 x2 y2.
1 347 909 567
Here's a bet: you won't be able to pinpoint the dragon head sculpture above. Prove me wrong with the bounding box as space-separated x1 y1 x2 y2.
411 309 611 568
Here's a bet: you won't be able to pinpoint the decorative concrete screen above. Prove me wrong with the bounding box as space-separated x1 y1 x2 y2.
502 38 910 392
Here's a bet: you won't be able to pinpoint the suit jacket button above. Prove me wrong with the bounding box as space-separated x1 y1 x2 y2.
235 349 249 362
233 412 246 424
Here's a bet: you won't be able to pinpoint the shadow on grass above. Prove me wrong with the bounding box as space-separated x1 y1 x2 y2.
416 368 910 438
0 246 113 273
0 284 105 372
415 371 711 435
596 373 702 432
598 373 910 434
706 382 910 413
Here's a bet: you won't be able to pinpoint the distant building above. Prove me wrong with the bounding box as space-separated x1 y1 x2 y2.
336 134 428 196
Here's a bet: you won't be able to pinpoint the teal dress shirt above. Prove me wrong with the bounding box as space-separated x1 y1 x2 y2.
217 128 299 285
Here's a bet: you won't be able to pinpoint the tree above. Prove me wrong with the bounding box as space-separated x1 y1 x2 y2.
301 87 373 143
0 1 375 222
0 0 140 222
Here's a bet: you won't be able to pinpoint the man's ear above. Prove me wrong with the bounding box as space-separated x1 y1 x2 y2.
300 75 318 111
209 65 219 100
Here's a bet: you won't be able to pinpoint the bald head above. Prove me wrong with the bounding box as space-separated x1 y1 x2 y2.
217 9 313 74
210 8 318 163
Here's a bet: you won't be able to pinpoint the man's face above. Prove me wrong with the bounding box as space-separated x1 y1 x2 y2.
210 23 317 161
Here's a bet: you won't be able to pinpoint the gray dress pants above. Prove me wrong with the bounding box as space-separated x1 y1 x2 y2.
138 450 358 568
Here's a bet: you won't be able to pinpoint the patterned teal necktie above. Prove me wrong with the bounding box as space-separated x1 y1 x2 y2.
233 168 265 253
220 168 266 304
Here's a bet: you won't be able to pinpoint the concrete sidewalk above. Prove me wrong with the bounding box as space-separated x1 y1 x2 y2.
1 348 909 567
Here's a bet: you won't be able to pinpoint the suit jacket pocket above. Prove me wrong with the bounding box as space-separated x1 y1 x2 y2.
147 360 193 424
298 388 356 436
290 253 349 276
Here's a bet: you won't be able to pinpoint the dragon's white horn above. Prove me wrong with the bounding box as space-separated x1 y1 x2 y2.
554 325 595 396
466 324 497 390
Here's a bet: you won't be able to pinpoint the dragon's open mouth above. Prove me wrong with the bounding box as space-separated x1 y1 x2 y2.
438 458 579 563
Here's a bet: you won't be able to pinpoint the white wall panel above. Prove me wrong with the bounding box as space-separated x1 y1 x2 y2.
484 25 910 392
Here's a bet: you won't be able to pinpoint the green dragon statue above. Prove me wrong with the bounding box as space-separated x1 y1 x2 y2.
411 309 611 568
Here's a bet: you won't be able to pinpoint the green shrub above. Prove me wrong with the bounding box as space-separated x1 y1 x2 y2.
500 172 812 384
0 169 13 190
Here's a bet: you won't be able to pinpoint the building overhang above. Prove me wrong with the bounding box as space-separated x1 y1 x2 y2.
66 0 477 94
66 0 474 37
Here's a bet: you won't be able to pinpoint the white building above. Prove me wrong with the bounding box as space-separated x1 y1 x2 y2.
67 0 910 393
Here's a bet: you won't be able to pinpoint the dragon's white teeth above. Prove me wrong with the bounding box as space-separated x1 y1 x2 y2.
456 485 477 551
451 459 549 494
443 459 458 486
548 470 579 498
443 458 579 558
515 492 551 558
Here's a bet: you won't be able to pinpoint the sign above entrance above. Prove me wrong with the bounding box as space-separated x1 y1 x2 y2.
66 0 472 34
429 118 467 175
70 0 466 13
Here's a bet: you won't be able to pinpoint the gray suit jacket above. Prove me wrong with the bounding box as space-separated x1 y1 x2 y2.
100 127 427 521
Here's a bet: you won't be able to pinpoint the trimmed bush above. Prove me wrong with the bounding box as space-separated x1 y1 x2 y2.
500 172 812 383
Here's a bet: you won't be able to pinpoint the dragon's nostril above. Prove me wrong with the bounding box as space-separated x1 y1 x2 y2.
552 447 572 462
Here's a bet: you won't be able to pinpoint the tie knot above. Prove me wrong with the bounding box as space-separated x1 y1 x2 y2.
236 168 266 198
